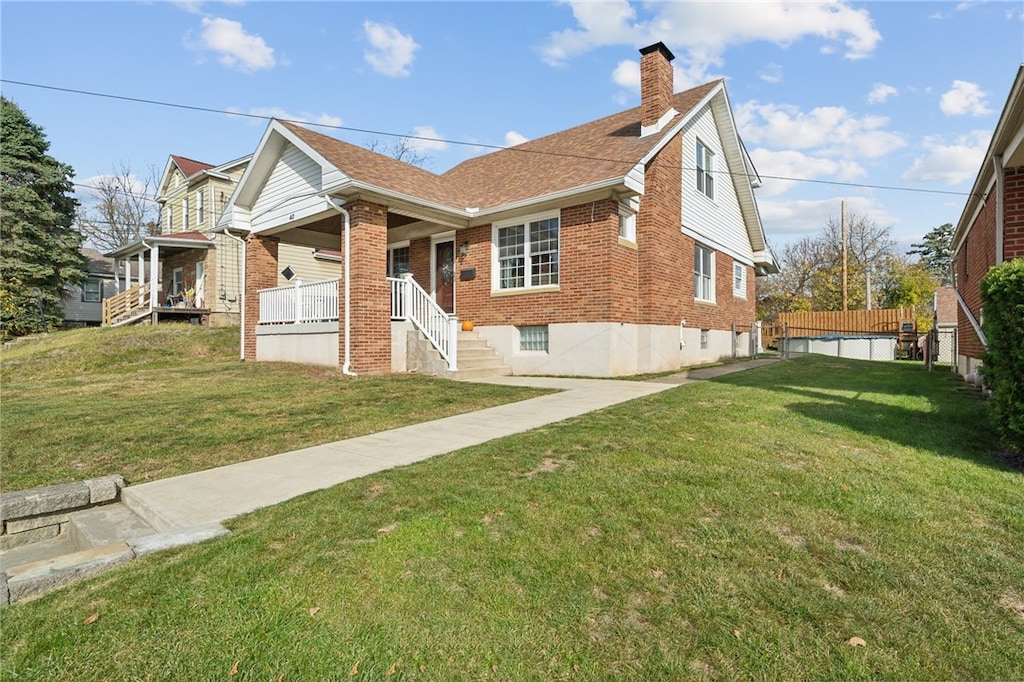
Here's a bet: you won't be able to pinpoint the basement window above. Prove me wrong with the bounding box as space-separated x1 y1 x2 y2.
519 325 549 352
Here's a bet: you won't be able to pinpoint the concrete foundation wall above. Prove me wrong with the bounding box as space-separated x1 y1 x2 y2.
255 323 339 367
476 323 751 377
392 320 413 373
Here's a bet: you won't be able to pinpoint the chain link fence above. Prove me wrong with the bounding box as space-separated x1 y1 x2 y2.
759 323 958 366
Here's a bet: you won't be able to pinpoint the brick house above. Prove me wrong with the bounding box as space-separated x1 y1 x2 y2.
951 64 1024 378
222 42 777 377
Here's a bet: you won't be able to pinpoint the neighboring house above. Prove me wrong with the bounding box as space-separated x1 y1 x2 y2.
61 248 119 327
221 42 777 377
951 64 1024 378
102 154 253 326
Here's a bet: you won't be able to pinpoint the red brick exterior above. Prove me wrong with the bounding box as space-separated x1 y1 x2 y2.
243 234 279 361
638 134 685 325
342 200 390 374
955 165 1024 360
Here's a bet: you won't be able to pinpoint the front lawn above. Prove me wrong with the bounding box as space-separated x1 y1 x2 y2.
2 356 1021 680
0 326 545 490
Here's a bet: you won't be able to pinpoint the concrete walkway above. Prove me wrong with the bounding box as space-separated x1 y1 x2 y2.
1 358 781 603
122 358 779 532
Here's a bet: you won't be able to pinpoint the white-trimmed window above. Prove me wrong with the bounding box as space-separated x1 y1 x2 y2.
494 212 559 291
196 190 205 225
165 205 173 233
694 244 714 302
519 325 549 352
387 243 410 277
183 197 190 231
172 267 184 295
81 279 102 303
696 140 715 200
733 263 747 298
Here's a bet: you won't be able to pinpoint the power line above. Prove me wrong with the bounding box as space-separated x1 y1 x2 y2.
2 77 975 199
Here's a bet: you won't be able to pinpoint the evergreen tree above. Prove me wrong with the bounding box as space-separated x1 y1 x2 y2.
909 222 954 285
1 96 85 337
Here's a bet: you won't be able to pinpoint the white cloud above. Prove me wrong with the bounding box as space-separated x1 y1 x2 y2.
504 131 529 147
735 100 905 159
233 107 342 127
759 196 898 237
611 59 640 90
759 63 783 84
192 17 275 72
940 80 992 116
900 130 991 185
363 20 419 77
748 148 865 196
407 126 447 153
173 1 204 14
542 1 881 81
868 83 898 104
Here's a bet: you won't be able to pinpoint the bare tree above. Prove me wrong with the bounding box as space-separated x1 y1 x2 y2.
76 162 161 251
365 137 428 167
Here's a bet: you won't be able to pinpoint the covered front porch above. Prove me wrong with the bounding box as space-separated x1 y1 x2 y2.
242 196 510 378
103 232 214 326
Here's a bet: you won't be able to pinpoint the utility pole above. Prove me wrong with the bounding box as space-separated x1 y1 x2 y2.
841 200 848 311
866 266 872 310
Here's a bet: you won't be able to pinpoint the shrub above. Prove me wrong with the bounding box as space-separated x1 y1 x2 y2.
980 258 1024 452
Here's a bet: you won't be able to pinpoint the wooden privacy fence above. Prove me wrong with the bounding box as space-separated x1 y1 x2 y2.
762 308 914 348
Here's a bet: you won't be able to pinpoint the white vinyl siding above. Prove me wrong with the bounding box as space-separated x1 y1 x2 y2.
681 103 754 266
694 244 714 303
251 144 325 232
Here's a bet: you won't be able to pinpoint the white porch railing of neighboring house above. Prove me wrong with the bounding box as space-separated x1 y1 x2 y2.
388 275 458 371
259 279 340 324
257 276 458 371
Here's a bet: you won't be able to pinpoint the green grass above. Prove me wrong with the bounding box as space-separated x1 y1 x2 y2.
3 355 1022 679
0 326 545 490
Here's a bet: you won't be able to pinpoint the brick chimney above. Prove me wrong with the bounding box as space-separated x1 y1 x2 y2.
639 42 676 135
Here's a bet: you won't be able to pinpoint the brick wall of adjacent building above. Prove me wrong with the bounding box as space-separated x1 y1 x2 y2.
243 234 279 361
1005 166 1024 259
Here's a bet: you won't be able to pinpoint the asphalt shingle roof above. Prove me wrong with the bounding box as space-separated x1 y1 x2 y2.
171 155 215 180
279 80 721 213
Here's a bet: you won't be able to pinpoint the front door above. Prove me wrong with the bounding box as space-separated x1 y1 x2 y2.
434 240 455 314
195 261 205 308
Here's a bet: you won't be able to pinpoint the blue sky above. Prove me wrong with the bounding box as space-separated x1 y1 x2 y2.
2 1 1022 252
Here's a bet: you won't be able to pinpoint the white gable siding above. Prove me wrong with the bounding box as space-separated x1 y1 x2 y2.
680 104 754 265
251 144 325 232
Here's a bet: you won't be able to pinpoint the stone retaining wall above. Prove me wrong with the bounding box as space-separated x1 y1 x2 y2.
0 475 124 550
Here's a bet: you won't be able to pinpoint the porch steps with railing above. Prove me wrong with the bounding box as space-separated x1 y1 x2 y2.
408 329 511 380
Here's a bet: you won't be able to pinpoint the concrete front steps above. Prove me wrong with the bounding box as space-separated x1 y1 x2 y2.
407 329 511 380
451 330 512 380
1 486 228 605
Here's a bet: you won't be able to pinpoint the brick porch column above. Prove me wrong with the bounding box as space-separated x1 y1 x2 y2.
341 200 391 374
243 233 279 361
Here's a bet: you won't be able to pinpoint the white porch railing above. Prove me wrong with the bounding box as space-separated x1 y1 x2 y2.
389 275 458 371
259 278 340 324
257 276 458 371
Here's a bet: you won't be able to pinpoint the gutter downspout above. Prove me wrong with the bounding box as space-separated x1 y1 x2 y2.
324 197 356 376
221 228 247 361
994 154 1005 265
